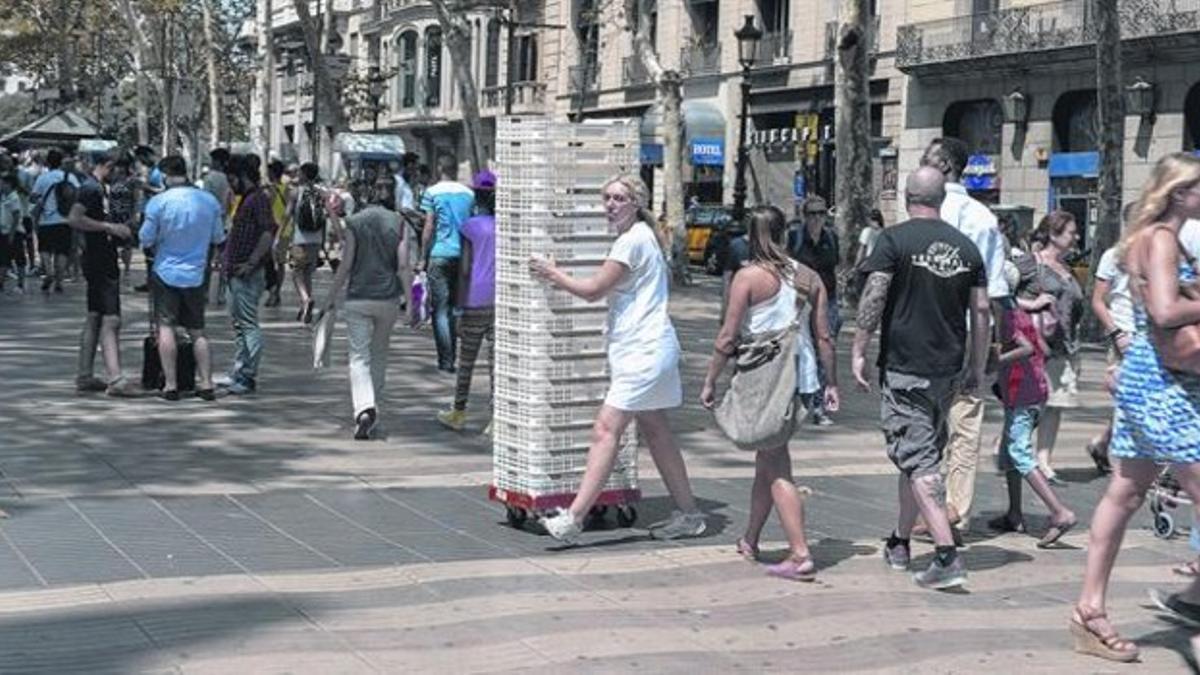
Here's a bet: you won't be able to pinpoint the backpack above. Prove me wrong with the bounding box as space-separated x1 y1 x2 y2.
296 187 326 233
54 177 77 216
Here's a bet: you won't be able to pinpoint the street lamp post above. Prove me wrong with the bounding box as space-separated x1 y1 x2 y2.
731 15 762 225
367 65 386 132
222 87 239 144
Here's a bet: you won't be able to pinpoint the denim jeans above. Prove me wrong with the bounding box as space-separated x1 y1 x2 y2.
227 268 265 385
426 257 459 369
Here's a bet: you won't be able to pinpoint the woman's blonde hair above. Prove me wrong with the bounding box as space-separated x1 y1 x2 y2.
603 172 656 224
1121 153 1200 255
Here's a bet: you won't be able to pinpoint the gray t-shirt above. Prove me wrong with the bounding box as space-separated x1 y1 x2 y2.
346 206 402 301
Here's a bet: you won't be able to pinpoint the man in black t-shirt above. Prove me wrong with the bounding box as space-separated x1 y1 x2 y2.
851 166 989 591
67 150 137 396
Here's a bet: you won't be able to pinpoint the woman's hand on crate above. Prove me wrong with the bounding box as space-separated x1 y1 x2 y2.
529 255 560 287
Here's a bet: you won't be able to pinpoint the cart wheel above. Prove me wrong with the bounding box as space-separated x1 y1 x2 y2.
506 507 528 529
616 505 637 528
1150 493 1164 515
1154 511 1175 539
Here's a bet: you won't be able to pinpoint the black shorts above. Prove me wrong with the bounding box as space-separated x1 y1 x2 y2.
152 273 206 330
38 225 72 256
85 274 121 316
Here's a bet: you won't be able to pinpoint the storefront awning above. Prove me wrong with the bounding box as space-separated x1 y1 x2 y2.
1048 151 1099 178
332 133 406 159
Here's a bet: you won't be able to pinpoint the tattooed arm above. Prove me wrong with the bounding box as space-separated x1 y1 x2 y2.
851 271 893 391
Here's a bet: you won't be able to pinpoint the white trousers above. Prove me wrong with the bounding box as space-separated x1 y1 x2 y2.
344 299 399 419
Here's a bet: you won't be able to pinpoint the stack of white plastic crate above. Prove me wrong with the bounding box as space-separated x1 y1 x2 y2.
489 116 641 526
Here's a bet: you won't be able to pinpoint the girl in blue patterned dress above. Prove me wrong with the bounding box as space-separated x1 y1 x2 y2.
1073 153 1200 663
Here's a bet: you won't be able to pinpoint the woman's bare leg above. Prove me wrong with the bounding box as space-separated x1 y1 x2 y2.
636 409 698 513
566 405 635 523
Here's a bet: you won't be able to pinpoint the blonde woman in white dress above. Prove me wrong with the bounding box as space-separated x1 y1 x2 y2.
529 173 705 545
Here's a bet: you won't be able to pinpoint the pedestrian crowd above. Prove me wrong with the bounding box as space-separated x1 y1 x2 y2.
5 136 1200 664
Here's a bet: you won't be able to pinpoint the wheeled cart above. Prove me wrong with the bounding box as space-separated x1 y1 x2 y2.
488 116 642 535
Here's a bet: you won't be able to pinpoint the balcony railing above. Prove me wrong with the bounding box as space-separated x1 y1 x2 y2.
897 0 1200 71
569 64 600 94
754 30 793 66
622 56 652 86
681 42 721 77
825 15 882 60
480 81 547 113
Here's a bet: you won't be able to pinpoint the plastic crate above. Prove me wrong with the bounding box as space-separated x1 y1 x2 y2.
493 418 593 453
494 394 599 427
494 373 610 405
495 349 609 381
495 280 599 311
495 303 608 334
492 328 607 357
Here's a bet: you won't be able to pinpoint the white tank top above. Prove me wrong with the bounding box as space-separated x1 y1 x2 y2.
742 265 798 336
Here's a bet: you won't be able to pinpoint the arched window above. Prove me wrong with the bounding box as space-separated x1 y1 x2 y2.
1052 89 1098 152
485 19 501 88
942 99 1003 155
397 31 418 109
425 26 443 108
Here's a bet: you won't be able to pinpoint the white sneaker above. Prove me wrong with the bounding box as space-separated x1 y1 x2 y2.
542 509 583 545
648 510 707 540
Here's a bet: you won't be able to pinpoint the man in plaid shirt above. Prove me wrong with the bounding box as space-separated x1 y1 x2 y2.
218 154 277 396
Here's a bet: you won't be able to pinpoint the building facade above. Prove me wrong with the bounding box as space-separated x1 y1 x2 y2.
897 0 1200 245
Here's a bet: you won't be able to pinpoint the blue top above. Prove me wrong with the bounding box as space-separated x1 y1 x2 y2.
32 169 80 226
139 186 226 288
419 180 474 259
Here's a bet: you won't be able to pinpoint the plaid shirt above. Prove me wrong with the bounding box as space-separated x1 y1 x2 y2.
223 187 276 275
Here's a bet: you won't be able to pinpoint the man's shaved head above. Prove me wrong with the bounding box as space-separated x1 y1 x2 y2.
905 166 947 210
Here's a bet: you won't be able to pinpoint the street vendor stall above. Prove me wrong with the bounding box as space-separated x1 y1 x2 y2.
331 132 406 183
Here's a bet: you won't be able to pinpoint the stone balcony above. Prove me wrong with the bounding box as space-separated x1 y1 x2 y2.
680 42 721 77
896 0 1200 75
480 81 547 116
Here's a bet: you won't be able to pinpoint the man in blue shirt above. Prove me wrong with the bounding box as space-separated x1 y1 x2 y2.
418 155 475 373
31 148 81 293
139 156 225 400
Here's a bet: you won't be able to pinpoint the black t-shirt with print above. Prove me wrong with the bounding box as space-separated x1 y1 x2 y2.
860 217 986 378
77 177 119 279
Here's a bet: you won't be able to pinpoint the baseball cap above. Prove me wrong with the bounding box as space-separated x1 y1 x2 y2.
471 169 497 190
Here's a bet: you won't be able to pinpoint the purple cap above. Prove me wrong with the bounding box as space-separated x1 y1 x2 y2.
471 169 497 190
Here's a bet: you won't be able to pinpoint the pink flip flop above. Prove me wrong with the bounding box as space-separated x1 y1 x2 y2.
765 555 817 582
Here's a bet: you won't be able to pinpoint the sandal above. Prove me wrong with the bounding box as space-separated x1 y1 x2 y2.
1037 516 1077 549
735 538 759 562
764 555 816 582
1173 558 1200 578
1069 605 1139 662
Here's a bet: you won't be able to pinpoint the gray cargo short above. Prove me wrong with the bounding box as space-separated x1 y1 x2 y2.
880 371 957 478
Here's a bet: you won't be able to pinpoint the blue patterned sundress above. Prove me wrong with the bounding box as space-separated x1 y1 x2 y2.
1111 261 1200 463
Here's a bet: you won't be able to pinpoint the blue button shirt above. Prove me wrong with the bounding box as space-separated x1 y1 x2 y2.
419 180 474 259
139 186 225 288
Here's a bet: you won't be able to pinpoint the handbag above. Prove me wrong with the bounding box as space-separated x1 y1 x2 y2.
1149 232 1200 373
713 267 813 450
1032 259 1064 345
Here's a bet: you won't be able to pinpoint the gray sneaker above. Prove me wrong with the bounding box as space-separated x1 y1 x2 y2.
883 542 910 571
913 555 967 590
542 509 583 546
648 510 707 540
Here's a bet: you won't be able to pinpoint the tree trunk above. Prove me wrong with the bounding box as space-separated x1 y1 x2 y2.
201 0 222 145
259 0 274 170
115 0 161 145
1089 0 1123 338
626 0 689 285
292 0 348 136
430 0 487 174
835 0 874 277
